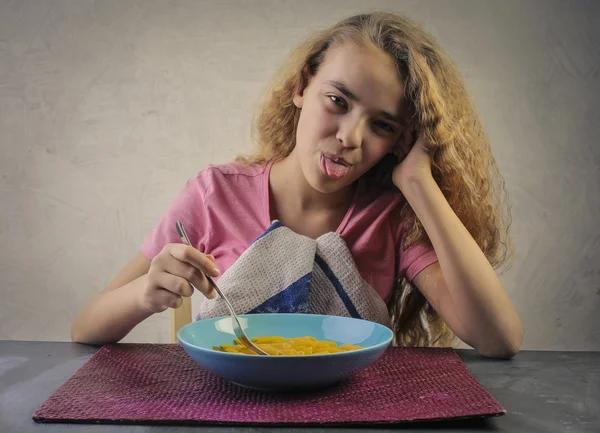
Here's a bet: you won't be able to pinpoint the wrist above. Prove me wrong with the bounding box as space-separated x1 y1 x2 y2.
132 274 155 315
396 172 437 198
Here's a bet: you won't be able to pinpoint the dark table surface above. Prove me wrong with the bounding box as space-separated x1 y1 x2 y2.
0 341 598 432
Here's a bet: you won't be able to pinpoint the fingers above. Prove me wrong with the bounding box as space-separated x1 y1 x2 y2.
167 244 220 277
146 285 183 313
150 271 193 298
393 122 418 159
160 256 216 299
149 244 220 300
403 123 418 154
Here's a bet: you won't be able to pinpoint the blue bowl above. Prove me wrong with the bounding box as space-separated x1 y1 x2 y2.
177 313 393 391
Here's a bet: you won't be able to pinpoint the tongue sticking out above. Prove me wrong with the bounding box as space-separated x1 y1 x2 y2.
323 156 351 179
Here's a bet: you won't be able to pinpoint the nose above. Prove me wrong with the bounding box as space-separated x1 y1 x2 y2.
336 114 367 149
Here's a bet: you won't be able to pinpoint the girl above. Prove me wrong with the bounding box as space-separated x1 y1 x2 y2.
71 12 523 358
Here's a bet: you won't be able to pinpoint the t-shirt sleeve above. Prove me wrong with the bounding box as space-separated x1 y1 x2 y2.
393 213 439 282
140 173 211 260
399 240 439 282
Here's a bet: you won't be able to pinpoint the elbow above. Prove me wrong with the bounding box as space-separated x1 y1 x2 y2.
70 321 79 343
481 342 520 359
471 325 523 359
480 330 523 359
70 325 85 344
70 329 104 346
70 323 95 345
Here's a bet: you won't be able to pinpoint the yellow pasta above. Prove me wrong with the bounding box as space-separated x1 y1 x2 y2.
212 336 363 356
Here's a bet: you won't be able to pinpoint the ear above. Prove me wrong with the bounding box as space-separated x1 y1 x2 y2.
293 65 312 109
293 91 304 109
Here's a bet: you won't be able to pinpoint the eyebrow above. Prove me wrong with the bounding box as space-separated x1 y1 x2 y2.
325 80 406 125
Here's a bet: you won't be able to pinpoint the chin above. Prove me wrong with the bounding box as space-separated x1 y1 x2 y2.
305 166 357 194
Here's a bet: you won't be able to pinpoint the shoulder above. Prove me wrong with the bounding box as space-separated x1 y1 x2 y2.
203 161 267 178
189 162 268 193
353 180 405 217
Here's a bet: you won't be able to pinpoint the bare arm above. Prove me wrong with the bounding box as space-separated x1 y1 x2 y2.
408 178 523 357
70 253 153 345
71 246 220 345
394 137 523 359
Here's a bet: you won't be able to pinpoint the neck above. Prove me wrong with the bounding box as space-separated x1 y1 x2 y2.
270 150 356 214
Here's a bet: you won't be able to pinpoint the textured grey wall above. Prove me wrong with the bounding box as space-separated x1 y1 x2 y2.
1 0 599 350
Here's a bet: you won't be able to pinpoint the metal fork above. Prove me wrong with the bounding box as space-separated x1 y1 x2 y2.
175 221 268 356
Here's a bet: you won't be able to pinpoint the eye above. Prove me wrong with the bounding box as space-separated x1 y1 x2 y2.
328 94 347 109
373 121 395 133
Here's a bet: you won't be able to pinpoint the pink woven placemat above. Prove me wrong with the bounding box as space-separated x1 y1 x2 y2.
33 344 504 425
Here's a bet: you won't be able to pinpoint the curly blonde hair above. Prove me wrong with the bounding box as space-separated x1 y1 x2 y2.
239 12 512 347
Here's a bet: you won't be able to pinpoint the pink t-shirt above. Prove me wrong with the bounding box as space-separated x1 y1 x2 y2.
140 162 438 303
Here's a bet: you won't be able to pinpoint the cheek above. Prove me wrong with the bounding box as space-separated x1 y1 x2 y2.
296 101 336 144
364 139 396 164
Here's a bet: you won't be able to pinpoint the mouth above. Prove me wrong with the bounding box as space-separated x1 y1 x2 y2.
320 152 352 179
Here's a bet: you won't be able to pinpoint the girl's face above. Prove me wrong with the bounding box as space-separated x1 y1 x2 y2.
292 42 411 194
